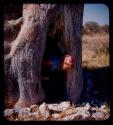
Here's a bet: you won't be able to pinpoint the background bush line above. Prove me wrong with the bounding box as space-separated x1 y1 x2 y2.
82 21 109 35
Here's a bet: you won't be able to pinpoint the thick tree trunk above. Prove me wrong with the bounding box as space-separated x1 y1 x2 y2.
8 4 50 107
63 5 84 103
4 4 84 107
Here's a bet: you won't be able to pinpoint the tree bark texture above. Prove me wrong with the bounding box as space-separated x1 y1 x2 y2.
4 4 84 107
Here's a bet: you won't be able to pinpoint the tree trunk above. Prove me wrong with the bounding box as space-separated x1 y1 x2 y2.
4 4 84 107
63 5 84 103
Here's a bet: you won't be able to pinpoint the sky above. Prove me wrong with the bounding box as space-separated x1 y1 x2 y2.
83 4 109 26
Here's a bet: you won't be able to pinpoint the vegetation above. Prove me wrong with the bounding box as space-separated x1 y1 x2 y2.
82 34 109 68
82 21 109 35
81 21 109 69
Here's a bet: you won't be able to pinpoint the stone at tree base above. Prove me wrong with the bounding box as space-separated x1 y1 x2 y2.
4 101 110 121
63 106 77 115
101 105 106 109
50 103 91 120
58 103 91 120
23 112 40 121
30 104 39 113
5 109 16 120
15 107 40 121
48 101 71 112
91 104 110 120
60 113 91 121
52 113 60 119
92 111 107 120
75 103 90 114
100 104 110 113
18 107 30 120
39 102 50 120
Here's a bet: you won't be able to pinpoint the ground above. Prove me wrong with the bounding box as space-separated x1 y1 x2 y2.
82 33 109 68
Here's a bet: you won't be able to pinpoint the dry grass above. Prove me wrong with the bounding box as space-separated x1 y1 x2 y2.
82 33 109 68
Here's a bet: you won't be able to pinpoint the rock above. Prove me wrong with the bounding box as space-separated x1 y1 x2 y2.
64 107 77 115
68 103 91 120
59 101 71 110
76 111 90 120
32 111 40 120
57 103 91 121
4 101 110 121
91 104 110 120
83 103 90 110
30 104 39 113
48 101 71 112
25 112 40 121
18 107 30 120
4 109 15 120
52 113 60 119
75 103 90 113
60 113 89 121
61 111 91 121
5 108 20 120
61 114 78 121
92 111 106 120
99 104 110 113
48 104 59 111
90 103 110 120
39 102 50 120
100 105 106 109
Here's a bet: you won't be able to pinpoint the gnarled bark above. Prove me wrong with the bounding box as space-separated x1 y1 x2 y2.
4 17 23 42
4 4 84 108
63 5 84 103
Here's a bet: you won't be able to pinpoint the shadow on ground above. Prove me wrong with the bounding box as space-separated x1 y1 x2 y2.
79 66 111 106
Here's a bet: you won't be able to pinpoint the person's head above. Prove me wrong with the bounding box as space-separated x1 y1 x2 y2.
62 55 75 71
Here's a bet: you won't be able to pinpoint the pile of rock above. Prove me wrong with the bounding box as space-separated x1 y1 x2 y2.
4 101 110 121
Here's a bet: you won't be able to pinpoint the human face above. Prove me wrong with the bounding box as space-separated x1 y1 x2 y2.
62 62 72 71
62 55 74 71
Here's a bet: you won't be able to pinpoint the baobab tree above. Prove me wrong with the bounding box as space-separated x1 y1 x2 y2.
4 4 84 108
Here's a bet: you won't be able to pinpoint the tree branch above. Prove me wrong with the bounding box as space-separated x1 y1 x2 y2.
4 17 23 42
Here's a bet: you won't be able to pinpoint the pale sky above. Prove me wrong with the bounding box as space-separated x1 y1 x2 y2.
83 4 109 25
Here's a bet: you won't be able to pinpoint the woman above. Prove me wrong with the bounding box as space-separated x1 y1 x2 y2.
42 54 75 102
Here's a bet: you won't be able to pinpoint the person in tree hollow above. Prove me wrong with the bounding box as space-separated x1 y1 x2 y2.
42 54 74 73
41 33 75 102
42 54 75 102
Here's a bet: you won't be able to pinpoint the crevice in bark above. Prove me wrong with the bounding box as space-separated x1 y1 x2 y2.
41 20 66 103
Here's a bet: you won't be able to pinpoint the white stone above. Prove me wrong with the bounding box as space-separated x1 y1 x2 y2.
48 104 59 111
100 105 106 109
30 104 39 112
4 109 14 118
75 103 90 114
39 102 50 120
48 101 71 112
59 101 71 110
27 112 40 121
61 110 90 121
18 107 30 120
92 111 106 120
84 103 90 110
64 107 77 115
61 114 78 121
52 113 60 119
